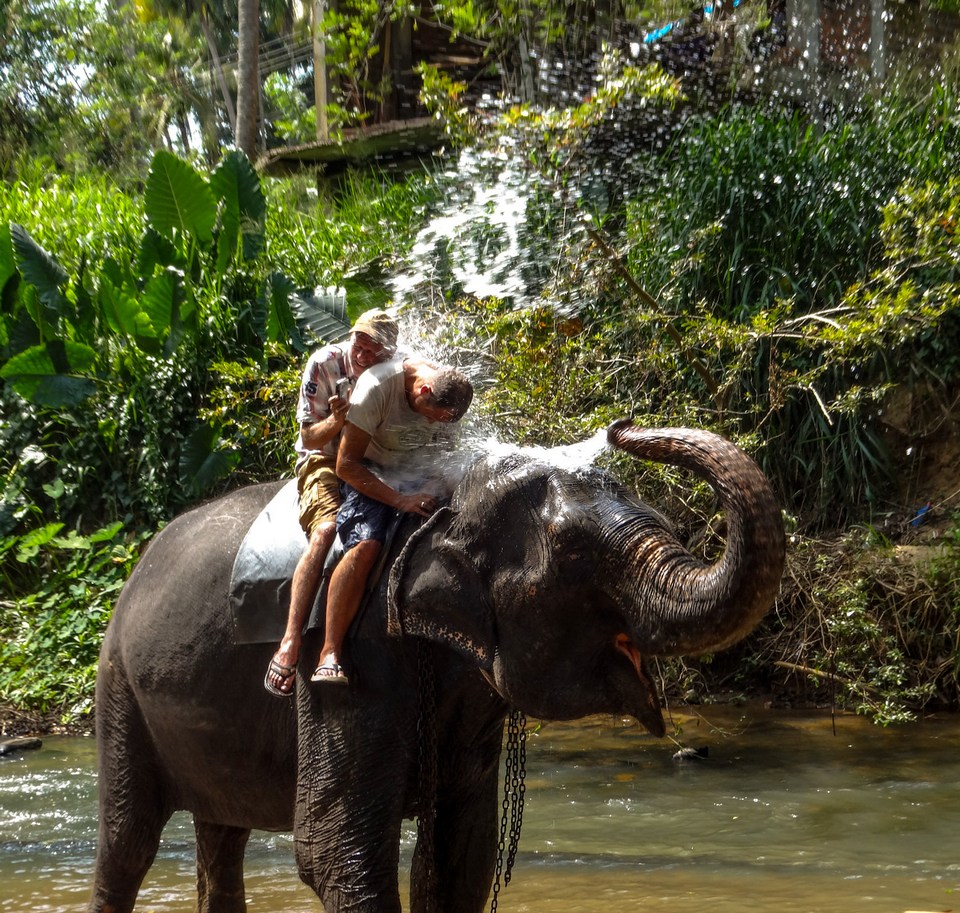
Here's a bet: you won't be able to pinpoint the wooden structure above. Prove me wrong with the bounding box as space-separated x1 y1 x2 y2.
256 117 445 176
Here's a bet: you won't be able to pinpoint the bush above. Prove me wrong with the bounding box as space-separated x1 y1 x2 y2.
0 520 145 720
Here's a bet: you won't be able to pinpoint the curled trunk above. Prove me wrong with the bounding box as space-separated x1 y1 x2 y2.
605 420 786 656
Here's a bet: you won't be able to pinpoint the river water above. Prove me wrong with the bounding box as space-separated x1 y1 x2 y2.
2 706 958 912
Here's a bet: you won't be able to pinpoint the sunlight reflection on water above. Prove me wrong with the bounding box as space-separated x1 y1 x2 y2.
2 708 960 912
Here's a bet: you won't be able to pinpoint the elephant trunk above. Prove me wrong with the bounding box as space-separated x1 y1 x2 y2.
604 421 786 657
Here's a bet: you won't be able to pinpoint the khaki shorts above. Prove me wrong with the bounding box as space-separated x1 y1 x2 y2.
296 454 341 537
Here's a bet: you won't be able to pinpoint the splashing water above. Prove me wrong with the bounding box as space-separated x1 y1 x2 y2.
469 427 611 474
372 144 616 501
377 425 612 501
390 148 534 311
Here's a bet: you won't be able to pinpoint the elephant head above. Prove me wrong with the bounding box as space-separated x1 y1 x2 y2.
388 421 786 738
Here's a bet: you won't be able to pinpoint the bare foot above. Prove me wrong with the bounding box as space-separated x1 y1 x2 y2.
264 651 297 697
310 656 349 685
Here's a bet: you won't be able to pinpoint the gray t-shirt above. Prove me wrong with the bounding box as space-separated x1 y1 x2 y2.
346 360 455 470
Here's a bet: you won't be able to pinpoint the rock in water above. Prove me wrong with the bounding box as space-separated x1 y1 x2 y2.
0 736 42 757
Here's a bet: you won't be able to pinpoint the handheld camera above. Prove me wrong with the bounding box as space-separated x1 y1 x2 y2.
335 377 353 399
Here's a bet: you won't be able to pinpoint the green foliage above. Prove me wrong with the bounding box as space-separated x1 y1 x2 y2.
416 63 477 144
401 70 960 543
0 149 297 531
0 0 209 180
198 348 303 486
751 531 958 726
424 0 655 106
319 0 389 126
813 572 934 724
5 147 276 373
0 517 146 719
264 168 440 285
264 73 318 143
0 159 144 272
145 150 218 244
506 84 960 527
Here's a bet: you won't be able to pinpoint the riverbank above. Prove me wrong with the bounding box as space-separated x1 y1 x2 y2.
0 690 869 742
0 705 92 739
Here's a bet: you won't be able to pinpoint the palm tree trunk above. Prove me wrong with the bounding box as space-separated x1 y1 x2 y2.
236 0 260 158
313 0 329 140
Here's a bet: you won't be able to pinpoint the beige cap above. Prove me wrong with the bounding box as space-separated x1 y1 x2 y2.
350 308 399 353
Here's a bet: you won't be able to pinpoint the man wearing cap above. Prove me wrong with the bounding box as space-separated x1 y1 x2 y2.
264 309 399 697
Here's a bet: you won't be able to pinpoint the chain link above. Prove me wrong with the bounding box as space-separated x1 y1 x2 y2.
417 641 439 913
490 708 527 913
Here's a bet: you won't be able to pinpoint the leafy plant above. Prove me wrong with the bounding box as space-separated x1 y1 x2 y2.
0 519 146 719
0 149 296 525
264 72 318 143
752 531 957 725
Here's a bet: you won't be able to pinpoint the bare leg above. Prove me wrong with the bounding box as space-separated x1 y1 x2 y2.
266 520 336 694
311 538 381 679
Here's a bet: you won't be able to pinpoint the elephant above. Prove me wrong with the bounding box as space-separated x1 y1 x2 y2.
88 420 785 913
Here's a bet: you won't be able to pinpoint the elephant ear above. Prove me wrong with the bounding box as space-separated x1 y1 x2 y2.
387 506 496 669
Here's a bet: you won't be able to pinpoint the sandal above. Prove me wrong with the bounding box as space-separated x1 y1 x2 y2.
310 661 349 685
264 657 296 698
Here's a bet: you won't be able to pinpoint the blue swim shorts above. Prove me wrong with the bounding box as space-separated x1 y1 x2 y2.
336 484 396 550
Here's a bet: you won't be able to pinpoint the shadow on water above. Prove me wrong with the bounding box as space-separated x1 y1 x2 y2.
2 706 959 912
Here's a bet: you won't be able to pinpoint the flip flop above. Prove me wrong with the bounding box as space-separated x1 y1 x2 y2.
310 661 349 685
264 657 296 698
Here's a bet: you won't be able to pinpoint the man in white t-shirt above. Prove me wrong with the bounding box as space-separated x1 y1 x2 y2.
310 357 474 684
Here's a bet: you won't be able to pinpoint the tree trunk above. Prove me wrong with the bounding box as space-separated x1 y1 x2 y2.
236 0 260 159
313 0 328 141
392 14 413 118
200 14 237 137
176 110 192 155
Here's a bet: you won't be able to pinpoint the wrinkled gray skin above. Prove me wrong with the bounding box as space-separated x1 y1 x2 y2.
89 421 785 913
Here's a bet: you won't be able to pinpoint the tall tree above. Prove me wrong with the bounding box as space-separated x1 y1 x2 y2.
236 0 261 157
0 0 205 178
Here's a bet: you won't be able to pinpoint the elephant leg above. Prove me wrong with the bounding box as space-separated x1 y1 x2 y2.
87 765 170 911
88 809 167 913
411 761 501 913
195 819 251 913
294 678 409 913
410 685 506 913
88 687 171 912
294 746 405 913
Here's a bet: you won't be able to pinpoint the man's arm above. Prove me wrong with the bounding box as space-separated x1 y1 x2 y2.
300 393 349 451
336 422 436 517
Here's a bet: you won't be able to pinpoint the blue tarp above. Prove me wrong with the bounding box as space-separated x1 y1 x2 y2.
644 0 744 44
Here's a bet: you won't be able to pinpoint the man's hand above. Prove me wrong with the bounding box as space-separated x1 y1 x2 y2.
300 393 350 451
328 393 350 425
396 492 437 517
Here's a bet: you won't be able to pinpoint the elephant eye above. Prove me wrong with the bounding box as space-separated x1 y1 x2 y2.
550 532 593 580
543 511 598 582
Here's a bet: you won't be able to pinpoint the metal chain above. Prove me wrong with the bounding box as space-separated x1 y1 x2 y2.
490 708 527 913
506 710 526 882
417 641 439 913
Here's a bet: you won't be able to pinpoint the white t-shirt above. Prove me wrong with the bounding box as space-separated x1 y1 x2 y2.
347 360 455 470
294 343 353 461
